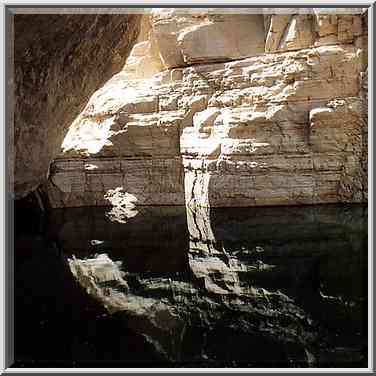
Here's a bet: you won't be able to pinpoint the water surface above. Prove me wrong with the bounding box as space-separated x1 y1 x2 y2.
14 204 368 368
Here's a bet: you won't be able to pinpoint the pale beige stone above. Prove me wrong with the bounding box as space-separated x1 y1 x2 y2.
192 108 221 133
122 41 163 80
279 15 314 51
178 15 265 64
314 13 338 37
265 15 291 52
150 11 265 68
265 14 314 52
44 12 367 209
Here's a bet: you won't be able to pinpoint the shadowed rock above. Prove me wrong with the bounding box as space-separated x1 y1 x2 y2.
13 13 142 199
47 204 367 366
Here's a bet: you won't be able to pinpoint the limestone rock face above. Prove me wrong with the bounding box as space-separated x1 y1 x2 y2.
150 10 265 68
45 10 367 208
265 14 313 52
264 11 364 52
13 14 141 199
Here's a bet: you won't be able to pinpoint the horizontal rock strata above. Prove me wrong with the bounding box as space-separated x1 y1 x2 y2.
45 9 368 208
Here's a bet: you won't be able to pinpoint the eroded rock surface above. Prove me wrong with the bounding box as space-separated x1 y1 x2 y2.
13 13 141 199
45 9 368 208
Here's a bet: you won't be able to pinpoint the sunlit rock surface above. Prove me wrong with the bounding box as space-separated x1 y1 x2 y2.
45 204 367 366
150 11 265 67
13 13 142 199
45 9 367 208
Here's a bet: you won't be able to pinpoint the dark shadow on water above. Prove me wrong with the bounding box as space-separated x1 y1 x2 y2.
13 200 368 368
208 205 368 366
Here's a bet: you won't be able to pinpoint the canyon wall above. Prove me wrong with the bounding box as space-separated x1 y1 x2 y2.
44 9 368 208
13 13 142 199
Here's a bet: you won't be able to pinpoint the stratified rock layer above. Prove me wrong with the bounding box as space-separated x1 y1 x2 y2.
13 13 141 199
45 10 368 208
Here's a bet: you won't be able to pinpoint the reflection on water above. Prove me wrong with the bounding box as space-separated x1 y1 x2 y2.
14 204 367 367
104 187 139 224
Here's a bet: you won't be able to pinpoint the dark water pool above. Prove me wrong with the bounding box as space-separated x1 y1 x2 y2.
13 203 368 368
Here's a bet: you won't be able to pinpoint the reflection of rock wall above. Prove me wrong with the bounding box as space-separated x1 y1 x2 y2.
57 204 366 366
48 206 190 273
45 9 367 208
68 252 320 365
185 204 367 365
187 204 367 300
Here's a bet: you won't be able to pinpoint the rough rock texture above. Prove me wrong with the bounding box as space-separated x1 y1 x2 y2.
13 13 142 199
45 10 368 208
150 11 265 68
47 204 367 366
